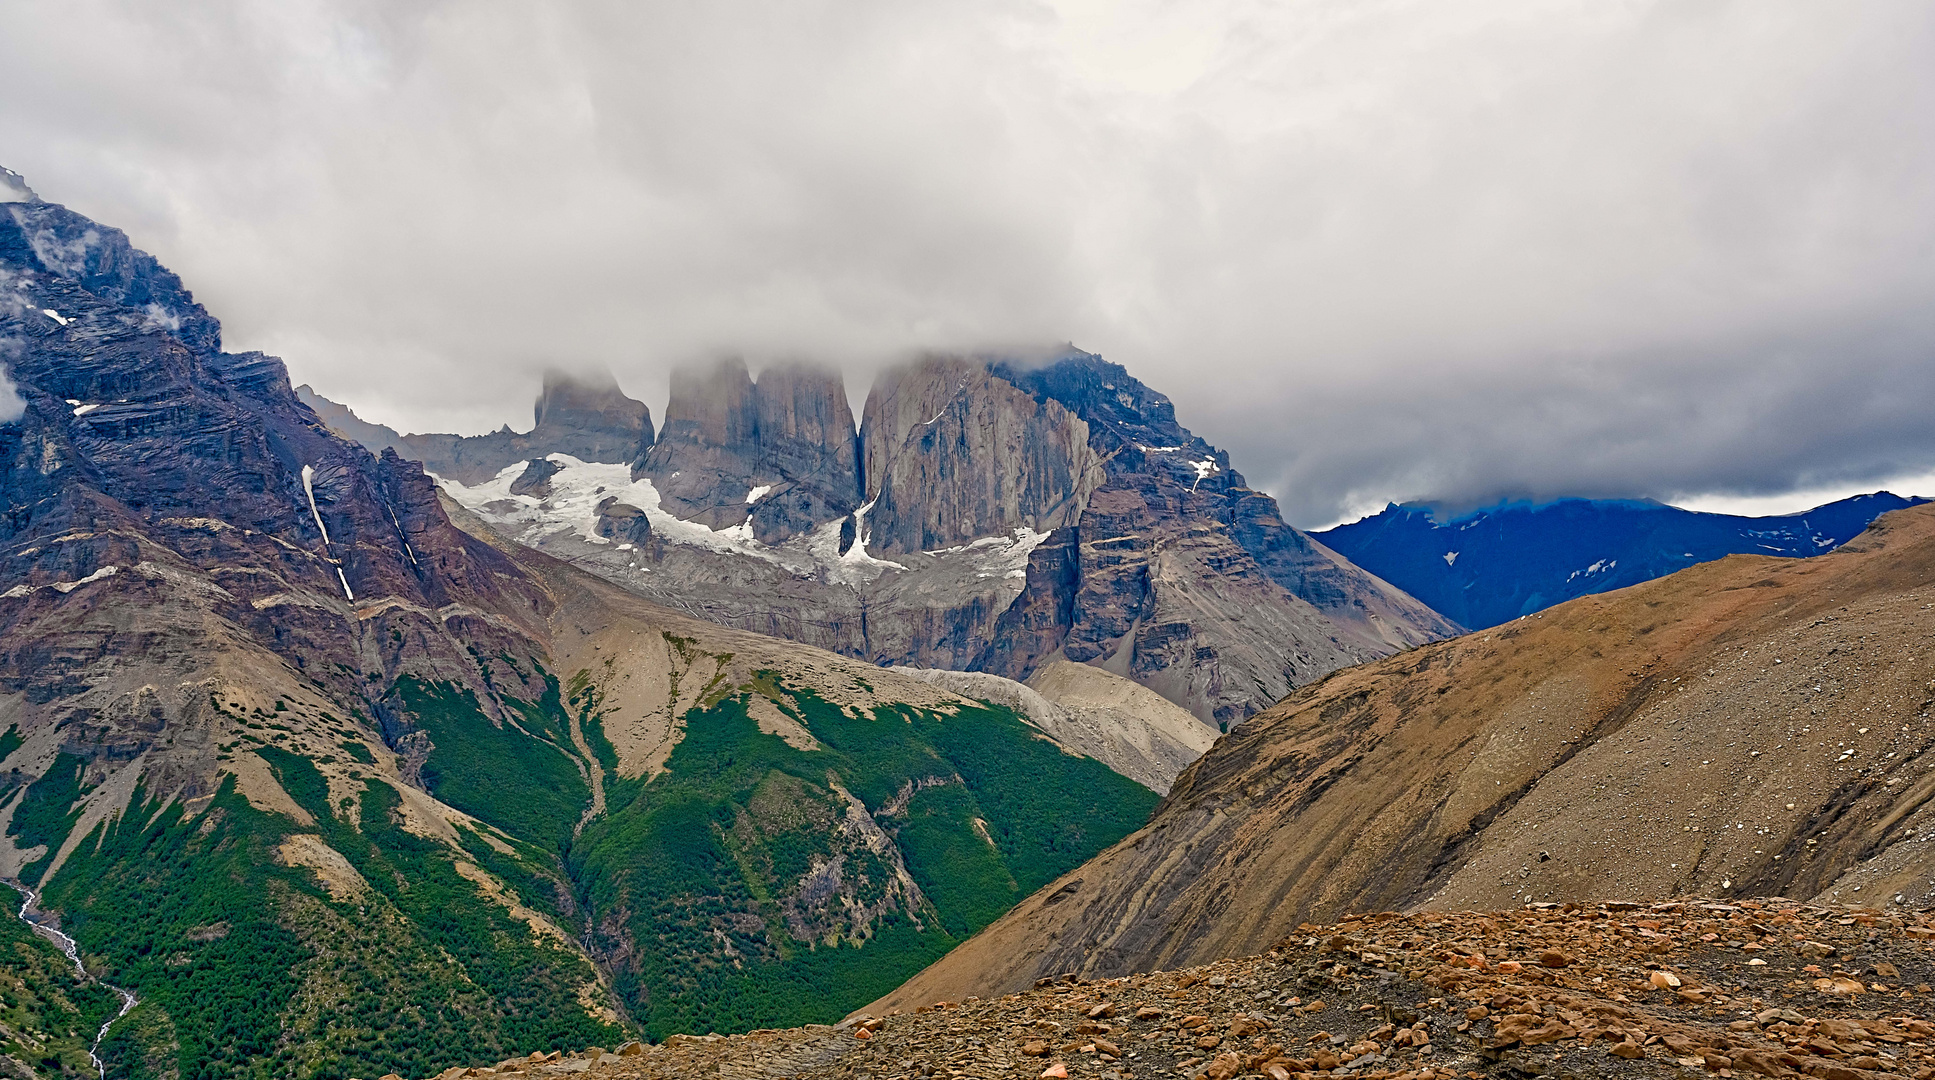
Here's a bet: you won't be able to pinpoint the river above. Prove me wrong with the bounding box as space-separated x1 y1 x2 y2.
7 883 136 1080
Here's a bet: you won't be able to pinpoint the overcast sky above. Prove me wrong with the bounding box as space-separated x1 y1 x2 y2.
3 0 1932 527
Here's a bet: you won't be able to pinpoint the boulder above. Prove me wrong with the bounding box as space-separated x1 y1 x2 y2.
594 496 653 546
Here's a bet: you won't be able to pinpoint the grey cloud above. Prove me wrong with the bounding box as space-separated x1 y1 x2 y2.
1 0 1931 525
0 339 24 423
0 370 21 423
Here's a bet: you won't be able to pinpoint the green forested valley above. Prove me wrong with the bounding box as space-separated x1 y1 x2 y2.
1 662 1156 1079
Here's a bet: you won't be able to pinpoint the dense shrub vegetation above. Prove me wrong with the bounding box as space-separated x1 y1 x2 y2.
573 683 1157 1037
0 898 121 1079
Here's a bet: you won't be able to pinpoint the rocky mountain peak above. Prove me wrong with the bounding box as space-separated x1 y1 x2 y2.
0 191 222 356
993 349 1190 453
529 368 655 464
0 166 39 204
301 368 653 484
635 357 862 542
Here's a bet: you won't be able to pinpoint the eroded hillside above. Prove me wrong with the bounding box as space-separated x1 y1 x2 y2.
873 504 1935 1008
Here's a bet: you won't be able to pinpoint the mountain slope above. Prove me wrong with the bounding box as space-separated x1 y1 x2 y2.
1316 493 1928 630
871 502 1935 1010
0 178 1152 1077
889 663 1216 794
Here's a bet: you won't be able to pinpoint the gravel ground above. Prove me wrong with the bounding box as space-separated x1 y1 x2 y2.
380 896 1935 1080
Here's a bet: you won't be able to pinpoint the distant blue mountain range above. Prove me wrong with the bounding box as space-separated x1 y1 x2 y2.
1312 491 1929 631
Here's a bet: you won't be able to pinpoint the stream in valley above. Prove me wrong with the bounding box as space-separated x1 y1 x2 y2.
7 883 136 1080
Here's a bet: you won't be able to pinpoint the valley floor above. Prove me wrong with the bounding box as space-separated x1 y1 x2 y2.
379 897 1935 1080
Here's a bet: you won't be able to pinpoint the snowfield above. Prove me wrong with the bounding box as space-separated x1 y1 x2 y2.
435 455 1048 589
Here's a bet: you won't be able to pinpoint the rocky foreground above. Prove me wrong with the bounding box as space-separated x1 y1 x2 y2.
378 897 1935 1080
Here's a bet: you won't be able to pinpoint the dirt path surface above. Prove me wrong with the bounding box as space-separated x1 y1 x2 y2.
378 896 1935 1080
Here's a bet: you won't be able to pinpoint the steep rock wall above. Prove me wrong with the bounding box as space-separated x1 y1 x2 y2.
634 359 862 542
860 357 1103 556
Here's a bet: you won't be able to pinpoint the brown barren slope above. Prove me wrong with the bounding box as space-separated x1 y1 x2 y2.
871 504 1935 1010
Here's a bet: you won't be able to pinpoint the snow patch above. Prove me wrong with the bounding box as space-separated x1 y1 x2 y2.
439 456 828 570
838 499 907 574
1001 526 1051 578
1567 558 1616 582
1189 458 1218 490
300 465 333 545
71 402 99 417
745 484 773 504
141 304 182 333
439 455 1054 595
40 309 67 326
300 465 354 600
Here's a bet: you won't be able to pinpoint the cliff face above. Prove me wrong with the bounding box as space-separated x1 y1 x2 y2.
748 364 864 543
860 357 1103 556
634 359 861 543
964 351 1457 725
528 368 655 464
991 352 1458 655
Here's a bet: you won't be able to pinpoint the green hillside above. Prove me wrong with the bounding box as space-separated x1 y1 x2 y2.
0 896 122 1079
6 668 1156 1079
572 680 1159 1038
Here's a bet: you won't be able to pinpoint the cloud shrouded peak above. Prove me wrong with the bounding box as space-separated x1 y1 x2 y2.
1 0 1930 525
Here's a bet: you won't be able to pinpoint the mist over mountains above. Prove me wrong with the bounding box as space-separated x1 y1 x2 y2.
7 2 1934 527
4 2 1935 1067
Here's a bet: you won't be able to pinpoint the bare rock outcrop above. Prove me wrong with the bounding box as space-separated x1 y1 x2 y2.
861 357 1104 556
527 367 654 465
